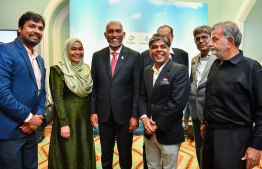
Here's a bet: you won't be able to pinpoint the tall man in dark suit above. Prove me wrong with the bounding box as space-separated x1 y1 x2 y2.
139 34 190 168
0 12 46 169
90 21 141 169
183 25 216 167
140 25 189 168
201 21 262 169
141 25 188 70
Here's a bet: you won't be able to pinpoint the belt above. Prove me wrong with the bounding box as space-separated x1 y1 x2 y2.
206 123 251 130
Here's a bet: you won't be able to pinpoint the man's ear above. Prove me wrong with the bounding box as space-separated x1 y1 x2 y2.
18 27 22 34
227 36 234 48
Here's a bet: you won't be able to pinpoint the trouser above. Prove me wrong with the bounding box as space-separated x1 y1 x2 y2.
0 132 38 169
201 124 252 169
99 112 133 169
192 118 202 168
145 133 180 169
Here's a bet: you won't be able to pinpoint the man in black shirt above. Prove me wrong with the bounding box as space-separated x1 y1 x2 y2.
201 21 262 169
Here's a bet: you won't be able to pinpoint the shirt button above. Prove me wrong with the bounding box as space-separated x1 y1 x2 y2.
151 104 154 107
35 91 38 95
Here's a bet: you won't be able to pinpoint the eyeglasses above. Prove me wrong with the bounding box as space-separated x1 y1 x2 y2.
194 35 209 42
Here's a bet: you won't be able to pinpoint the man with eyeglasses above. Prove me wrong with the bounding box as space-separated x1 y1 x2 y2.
184 25 216 168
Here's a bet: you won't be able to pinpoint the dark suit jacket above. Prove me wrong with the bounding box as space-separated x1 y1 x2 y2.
140 48 188 71
90 45 141 124
139 59 190 145
0 38 46 139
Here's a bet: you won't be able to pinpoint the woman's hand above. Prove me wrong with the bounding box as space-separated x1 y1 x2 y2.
61 126 70 139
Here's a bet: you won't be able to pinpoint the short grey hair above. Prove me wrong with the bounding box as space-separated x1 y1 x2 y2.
212 21 242 47
149 33 170 48
193 25 211 37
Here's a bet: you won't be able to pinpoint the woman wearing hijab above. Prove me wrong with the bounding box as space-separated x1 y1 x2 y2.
48 38 96 169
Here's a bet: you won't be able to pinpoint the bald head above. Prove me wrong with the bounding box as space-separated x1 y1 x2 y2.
104 21 125 51
106 21 123 32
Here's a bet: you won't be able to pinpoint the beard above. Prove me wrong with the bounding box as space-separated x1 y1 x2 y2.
211 41 226 60
109 42 122 47
23 33 41 47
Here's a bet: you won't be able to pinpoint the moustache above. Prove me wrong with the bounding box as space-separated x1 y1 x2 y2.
29 33 40 39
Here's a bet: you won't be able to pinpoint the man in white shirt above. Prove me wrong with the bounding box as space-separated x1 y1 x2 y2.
184 25 216 168
139 33 190 168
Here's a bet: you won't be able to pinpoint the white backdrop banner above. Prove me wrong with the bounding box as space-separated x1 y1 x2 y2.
70 0 208 70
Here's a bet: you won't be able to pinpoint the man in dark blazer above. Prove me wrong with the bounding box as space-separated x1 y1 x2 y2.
184 25 216 167
0 12 46 169
141 25 188 71
140 25 189 168
90 21 141 169
139 34 190 168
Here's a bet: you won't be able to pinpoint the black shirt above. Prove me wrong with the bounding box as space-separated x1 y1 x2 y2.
204 50 262 150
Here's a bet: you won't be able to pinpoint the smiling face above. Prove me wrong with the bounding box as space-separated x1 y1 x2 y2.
150 39 170 68
104 21 125 51
18 20 44 49
69 41 84 64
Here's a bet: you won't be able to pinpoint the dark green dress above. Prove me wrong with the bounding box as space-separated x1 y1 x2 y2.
48 66 96 169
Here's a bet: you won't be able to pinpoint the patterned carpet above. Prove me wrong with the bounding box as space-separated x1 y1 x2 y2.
38 135 262 169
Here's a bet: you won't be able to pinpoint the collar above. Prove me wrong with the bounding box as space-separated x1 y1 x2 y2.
169 48 174 55
152 59 169 73
215 50 243 65
23 44 38 59
109 45 123 54
199 51 211 61
228 50 243 65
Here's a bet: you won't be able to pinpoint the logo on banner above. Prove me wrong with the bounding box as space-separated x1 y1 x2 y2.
128 35 134 41
139 36 150 45
126 35 135 45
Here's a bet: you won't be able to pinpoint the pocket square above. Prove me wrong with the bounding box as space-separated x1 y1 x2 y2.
160 78 169 86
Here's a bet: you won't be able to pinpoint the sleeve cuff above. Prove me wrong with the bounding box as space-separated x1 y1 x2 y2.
140 114 147 120
24 113 33 122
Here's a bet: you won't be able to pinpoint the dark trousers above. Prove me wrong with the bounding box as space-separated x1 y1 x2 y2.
0 132 38 169
201 125 252 169
99 112 133 169
192 118 202 168
143 135 148 169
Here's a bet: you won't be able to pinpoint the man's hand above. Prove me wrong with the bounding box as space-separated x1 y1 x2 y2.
21 114 43 131
241 147 261 169
90 114 99 130
129 117 139 133
151 123 158 131
61 126 70 139
200 124 205 139
184 117 189 129
20 123 34 134
142 118 156 135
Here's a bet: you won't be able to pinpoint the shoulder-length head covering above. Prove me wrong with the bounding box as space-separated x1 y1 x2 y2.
58 38 93 98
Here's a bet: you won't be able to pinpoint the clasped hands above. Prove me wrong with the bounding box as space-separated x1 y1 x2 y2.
142 117 158 135
20 114 43 134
